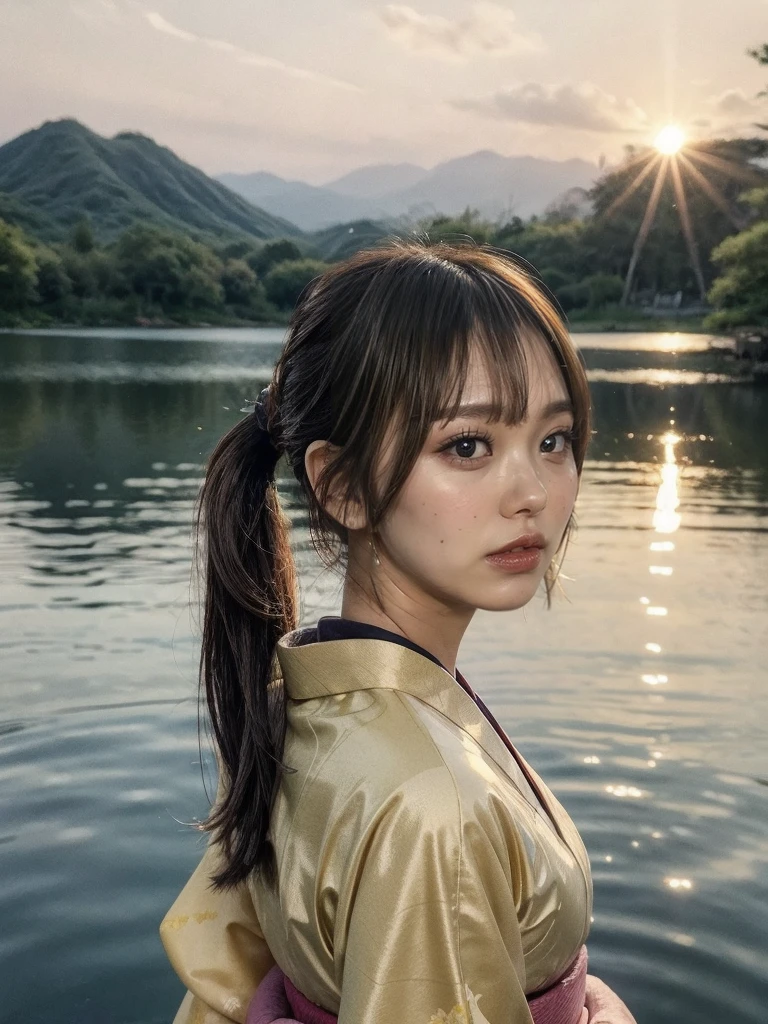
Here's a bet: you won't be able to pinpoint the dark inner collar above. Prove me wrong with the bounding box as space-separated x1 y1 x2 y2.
315 615 450 675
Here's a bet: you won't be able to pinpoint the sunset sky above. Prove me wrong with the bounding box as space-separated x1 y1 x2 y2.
2 0 767 181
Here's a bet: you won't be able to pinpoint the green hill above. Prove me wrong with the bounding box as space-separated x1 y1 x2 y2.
310 218 393 261
0 119 301 244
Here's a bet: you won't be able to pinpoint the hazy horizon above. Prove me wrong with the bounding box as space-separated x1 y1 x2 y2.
2 0 767 183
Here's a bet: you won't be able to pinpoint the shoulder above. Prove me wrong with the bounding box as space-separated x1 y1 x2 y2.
288 688 519 856
285 684 448 785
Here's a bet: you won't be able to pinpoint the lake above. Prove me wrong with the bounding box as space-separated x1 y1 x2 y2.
0 328 766 1024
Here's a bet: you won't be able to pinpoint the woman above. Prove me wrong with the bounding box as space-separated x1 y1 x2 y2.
160 241 636 1024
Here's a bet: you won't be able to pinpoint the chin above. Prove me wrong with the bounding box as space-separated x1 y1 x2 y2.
472 578 545 613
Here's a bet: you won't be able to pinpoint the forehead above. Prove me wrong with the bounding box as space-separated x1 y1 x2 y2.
459 334 569 410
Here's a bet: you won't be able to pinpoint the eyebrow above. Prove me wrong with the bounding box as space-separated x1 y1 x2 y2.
436 398 574 424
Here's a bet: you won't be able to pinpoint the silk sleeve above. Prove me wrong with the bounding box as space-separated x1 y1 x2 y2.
159 842 275 1024
335 765 534 1024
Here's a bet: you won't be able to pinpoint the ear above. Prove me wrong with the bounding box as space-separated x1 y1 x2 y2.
304 440 368 531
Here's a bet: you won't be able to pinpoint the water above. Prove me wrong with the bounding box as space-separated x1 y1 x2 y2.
1 328 766 1024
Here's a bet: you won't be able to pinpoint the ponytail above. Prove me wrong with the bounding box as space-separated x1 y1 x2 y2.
196 404 297 888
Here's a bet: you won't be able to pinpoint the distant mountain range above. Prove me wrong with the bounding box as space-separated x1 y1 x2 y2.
0 119 298 244
219 150 600 231
0 118 601 249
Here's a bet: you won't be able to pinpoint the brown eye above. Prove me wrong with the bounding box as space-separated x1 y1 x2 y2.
440 431 492 461
540 430 574 455
541 434 563 454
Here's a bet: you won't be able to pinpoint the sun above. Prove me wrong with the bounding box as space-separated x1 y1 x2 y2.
655 125 686 155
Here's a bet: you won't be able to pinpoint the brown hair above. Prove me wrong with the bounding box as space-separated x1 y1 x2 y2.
197 240 591 887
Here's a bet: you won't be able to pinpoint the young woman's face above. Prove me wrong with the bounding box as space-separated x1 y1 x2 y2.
375 337 580 614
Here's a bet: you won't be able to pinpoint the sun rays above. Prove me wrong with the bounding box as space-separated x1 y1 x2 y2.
609 125 763 306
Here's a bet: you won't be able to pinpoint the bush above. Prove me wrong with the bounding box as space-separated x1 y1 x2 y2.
35 250 72 305
0 219 38 309
60 247 114 299
705 218 768 328
585 273 624 309
421 208 493 245
71 217 95 254
221 259 262 306
556 281 591 311
539 267 573 293
264 258 329 311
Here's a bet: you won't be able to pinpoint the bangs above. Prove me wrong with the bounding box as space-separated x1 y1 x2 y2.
425 286 535 432
381 250 577 437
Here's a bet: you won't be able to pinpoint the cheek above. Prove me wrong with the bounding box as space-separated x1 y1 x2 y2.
383 463 482 550
550 462 580 521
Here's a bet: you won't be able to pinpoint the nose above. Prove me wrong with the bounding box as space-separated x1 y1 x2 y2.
498 456 548 519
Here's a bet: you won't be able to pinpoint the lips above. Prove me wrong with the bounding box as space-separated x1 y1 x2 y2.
487 532 546 557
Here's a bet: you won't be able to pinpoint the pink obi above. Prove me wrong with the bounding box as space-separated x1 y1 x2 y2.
247 944 588 1024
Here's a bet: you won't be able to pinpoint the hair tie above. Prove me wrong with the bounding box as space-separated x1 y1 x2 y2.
252 386 281 474
253 386 272 433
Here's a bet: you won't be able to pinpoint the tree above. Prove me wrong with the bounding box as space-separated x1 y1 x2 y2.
263 258 329 311
218 239 257 262
556 281 591 312
249 239 302 278
0 219 38 309
543 187 591 224
60 249 99 298
221 259 261 306
705 40 768 328
421 208 493 244
585 273 624 309
220 259 272 318
747 42 768 129
114 223 224 311
706 215 768 328
35 250 72 305
496 220 592 282
587 138 768 298
72 217 95 254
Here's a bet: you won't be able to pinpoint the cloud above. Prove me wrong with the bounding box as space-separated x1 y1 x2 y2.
144 12 360 92
145 12 195 42
709 88 761 119
378 3 543 59
453 82 649 133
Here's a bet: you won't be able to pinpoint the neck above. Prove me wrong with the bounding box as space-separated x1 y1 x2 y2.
340 547 474 676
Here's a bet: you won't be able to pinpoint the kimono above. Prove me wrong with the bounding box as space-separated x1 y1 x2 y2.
160 623 593 1024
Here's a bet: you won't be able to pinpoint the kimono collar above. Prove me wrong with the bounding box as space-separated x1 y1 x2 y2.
276 628 458 703
274 628 565 839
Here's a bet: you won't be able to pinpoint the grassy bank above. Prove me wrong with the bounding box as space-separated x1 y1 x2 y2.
567 308 710 333
0 307 291 331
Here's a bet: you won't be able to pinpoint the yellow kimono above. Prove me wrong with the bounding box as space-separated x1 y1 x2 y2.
161 630 593 1024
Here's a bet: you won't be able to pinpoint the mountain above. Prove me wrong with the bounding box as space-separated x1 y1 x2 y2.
217 170 376 232
220 151 600 231
0 119 301 243
325 162 428 198
386 150 599 221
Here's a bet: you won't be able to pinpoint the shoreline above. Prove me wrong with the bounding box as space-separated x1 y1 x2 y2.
1 315 726 337
568 316 710 334
0 315 290 332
